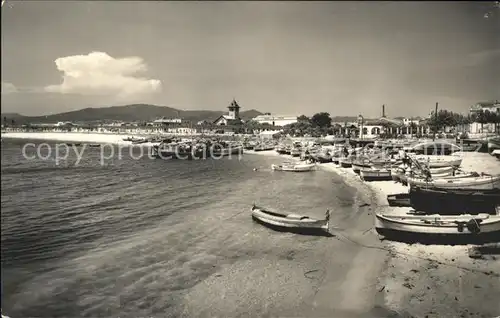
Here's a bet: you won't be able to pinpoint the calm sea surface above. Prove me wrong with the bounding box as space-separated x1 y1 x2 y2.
1 139 363 317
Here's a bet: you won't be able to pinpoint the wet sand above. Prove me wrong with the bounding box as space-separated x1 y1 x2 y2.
243 150 394 317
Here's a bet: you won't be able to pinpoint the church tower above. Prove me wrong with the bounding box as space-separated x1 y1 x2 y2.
227 99 241 120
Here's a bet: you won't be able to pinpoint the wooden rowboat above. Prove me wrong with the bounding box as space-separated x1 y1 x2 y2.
408 175 500 191
375 213 500 242
492 149 500 159
271 162 315 172
387 193 411 207
408 187 500 215
360 168 392 181
352 160 372 174
251 205 330 234
339 157 352 168
391 166 455 183
414 155 463 168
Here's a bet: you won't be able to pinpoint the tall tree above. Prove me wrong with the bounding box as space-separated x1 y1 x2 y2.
297 115 311 123
311 112 332 128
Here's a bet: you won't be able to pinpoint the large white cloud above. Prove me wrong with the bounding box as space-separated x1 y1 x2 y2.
45 52 162 98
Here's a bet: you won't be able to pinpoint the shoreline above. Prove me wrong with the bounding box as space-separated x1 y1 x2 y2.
4 133 500 316
249 150 500 317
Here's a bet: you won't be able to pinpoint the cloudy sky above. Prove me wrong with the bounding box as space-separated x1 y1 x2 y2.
1 1 499 117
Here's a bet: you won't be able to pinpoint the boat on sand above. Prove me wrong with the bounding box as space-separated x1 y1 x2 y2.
339 157 352 168
386 193 411 207
414 155 463 168
360 168 392 181
408 174 500 191
408 187 500 215
493 149 500 159
251 205 330 234
271 162 315 172
375 213 500 242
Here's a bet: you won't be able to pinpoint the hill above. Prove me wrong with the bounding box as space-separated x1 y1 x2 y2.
1 104 263 124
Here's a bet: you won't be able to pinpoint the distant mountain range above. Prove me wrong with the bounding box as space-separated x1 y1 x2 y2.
1 104 263 124
1 105 369 126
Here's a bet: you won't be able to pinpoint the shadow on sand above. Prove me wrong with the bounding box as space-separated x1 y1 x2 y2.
252 216 334 237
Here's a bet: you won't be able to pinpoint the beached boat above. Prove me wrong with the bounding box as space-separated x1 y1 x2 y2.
352 159 372 174
360 168 392 181
275 145 289 154
375 213 500 239
290 148 301 157
408 174 500 191
251 205 330 233
414 155 462 168
254 144 275 152
311 151 333 163
492 149 500 159
87 143 101 148
487 136 500 153
408 141 461 155
132 138 148 144
271 162 316 172
339 157 352 168
392 165 456 183
386 193 411 207
409 187 500 215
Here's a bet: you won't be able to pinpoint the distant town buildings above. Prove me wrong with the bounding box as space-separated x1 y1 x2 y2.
252 113 298 126
152 117 182 125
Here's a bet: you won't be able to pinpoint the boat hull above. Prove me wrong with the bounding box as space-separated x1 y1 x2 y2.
487 137 500 153
251 206 329 235
375 213 500 243
339 158 352 168
409 187 500 214
408 175 500 191
360 169 392 181
387 193 411 207
271 163 315 172
493 149 500 159
352 162 371 174
415 155 463 168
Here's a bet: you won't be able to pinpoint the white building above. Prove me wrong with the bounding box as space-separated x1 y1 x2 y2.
402 117 422 126
166 127 197 135
152 117 182 125
252 113 298 126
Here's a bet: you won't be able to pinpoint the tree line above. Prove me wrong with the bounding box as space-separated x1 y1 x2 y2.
428 109 500 135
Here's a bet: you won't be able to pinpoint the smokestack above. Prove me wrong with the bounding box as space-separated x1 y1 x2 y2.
382 104 386 118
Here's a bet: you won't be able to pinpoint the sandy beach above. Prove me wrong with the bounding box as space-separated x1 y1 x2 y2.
3 132 500 316
319 153 500 318
248 149 500 317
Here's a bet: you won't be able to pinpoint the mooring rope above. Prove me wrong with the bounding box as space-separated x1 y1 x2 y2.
330 229 499 277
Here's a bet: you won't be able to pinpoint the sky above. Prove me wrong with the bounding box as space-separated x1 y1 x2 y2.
1 1 499 117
